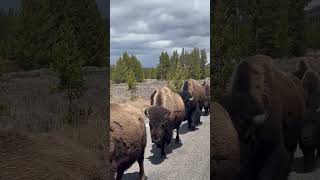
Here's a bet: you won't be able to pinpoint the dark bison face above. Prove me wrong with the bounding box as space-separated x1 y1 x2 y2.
180 91 194 119
220 93 270 143
145 106 170 147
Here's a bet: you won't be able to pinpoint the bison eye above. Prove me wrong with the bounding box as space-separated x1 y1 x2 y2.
161 124 166 128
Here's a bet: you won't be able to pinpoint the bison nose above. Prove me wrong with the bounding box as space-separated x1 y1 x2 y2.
152 137 160 143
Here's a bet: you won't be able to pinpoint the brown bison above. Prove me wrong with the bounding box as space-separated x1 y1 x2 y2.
211 102 240 180
202 80 210 115
298 69 320 171
0 129 105 180
145 87 185 156
220 55 304 180
110 103 147 180
180 79 206 129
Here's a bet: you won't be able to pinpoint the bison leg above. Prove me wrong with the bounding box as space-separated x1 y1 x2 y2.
138 154 146 180
316 147 320 160
188 117 193 130
161 140 166 156
175 126 181 144
116 169 124 180
302 148 316 172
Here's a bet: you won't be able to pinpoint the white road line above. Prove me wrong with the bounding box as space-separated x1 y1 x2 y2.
145 123 149 127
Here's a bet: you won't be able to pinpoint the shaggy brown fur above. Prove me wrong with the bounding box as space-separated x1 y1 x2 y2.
0 129 106 180
202 81 210 115
220 55 304 180
145 87 185 156
110 103 147 180
211 102 240 180
180 79 206 129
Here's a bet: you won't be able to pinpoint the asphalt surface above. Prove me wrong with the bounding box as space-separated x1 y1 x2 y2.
289 148 320 180
123 113 210 180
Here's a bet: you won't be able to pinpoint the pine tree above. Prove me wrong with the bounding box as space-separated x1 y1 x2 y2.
111 52 144 83
200 49 207 79
157 51 170 79
189 48 201 79
130 55 144 82
168 61 188 93
51 22 85 123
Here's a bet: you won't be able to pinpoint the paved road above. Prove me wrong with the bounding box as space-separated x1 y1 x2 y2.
123 114 210 180
289 148 320 180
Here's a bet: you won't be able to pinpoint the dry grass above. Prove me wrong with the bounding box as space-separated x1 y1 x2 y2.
0 67 107 160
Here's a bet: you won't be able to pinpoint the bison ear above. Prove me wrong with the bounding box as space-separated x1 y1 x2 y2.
144 108 150 118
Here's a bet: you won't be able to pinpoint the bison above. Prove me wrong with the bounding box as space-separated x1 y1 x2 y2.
0 129 105 180
220 55 304 180
110 103 147 180
211 102 240 180
298 69 320 171
180 79 206 129
145 87 185 156
202 80 210 115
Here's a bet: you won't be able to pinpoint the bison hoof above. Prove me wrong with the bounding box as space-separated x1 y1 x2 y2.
175 138 181 144
188 125 196 130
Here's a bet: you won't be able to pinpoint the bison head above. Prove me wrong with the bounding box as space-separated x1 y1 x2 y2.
179 90 194 119
145 106 171 147
220 93 270 143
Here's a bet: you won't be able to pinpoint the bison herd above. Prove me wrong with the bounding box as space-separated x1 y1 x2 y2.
110 79 210 180
213 55 320 180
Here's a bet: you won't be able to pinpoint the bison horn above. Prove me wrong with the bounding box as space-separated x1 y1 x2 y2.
144 108 150 118
253 113 268 125
189 97 194 101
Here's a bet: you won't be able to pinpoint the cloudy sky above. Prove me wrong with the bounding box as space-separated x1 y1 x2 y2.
110 0 210 67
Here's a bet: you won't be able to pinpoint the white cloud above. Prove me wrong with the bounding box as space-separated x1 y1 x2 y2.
110 0 210 67
148 40 172 48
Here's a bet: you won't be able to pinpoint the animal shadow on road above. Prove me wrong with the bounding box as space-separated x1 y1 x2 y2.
292 156 320 173
122 172 148 180
179 122 200 135
147 139 183 165
201 111 209 116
